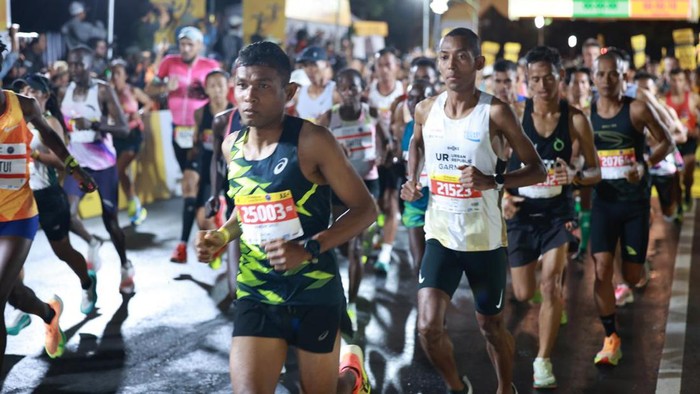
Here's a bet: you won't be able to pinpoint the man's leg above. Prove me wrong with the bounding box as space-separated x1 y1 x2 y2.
296 333 354 394
537 244 567 358
96 166 128 266
509 261 537 302
475 312 515 394
229 336 287 394
593 252 616 320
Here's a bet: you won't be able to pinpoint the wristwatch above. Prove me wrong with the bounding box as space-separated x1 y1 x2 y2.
303 239 321 261
493 173 505 191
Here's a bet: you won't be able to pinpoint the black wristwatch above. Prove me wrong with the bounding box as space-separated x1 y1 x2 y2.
91 121 101 131
303 239 321 261
494 173 505 191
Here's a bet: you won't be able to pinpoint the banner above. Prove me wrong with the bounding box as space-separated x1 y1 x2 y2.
503 42 522 63
673 28 697 70
353 21 388 37
0 0 8 31
150 0 207 50
481 41 501 67
243 0 286 44
286 0 351 26
630 34 646 69
509 0 693 20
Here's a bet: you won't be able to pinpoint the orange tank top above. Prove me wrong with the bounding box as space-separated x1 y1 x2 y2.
0 90 37 222
666 91 697 131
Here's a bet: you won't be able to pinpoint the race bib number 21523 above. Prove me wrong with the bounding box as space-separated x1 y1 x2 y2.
429 174 482 213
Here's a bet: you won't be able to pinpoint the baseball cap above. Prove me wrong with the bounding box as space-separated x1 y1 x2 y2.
297 46 327 63
290 69 311 87
69 2 85 16
178 26 204 43
13 74 51 93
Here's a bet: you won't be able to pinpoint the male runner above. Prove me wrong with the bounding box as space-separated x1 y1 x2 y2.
665 68 699 211
294 46 336 123
153 26 219 263
60 46 134 293
491 59 524 118
568 67 592 116
589 51 674 365
503 46 600 388
196 41 374 394
368 48 404 272
401 28 546 394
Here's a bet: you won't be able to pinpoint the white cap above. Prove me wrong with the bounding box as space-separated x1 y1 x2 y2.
290 69 311 87
177 26 204 43
228 15 243 27
69 1 85 16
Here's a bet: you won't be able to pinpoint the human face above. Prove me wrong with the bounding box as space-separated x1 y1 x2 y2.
411 65 437 84
582 45 600 68
663 57 679 75
336 74 362 107
437 35 484 92
593 57 622 98
67 50 91 84
234 65 293 128
302 61 327 86
406 85 429 118
25 86 47 102
492 70 516 102
569 71 591 99
375 53 398 82
179 38 201 63
527 61 559 101
94 40 107 58
670 73 688 94
205 74 229 103
636 78 657 96
111 65 127 87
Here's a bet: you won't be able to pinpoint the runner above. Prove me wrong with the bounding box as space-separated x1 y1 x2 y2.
492 59 524 118
152 26 219 263
294 46 336 123
60 45 134 293
589 51 674 366
567 67 592 116
401 28 546 394
665 68 699 211
503 46 600 389
368 48 404 272
110 59 152 226
0 38 96 372
195 41 373 394
318 68 379 329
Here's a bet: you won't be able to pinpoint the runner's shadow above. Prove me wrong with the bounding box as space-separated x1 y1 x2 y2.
174 274 213 292
0 354 25 386
32 293 133 393
121 226 158 250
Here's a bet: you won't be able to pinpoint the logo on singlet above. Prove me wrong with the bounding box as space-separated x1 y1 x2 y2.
3 125 17 133
553 138 565 152
465 131 481 143
273 158 289 175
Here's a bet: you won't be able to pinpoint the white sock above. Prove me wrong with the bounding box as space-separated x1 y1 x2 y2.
378 243 393 263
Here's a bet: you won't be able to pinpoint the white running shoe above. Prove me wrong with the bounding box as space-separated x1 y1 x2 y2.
80 271 98 314
119 260 135 294
614 284 634 306
533 357 557 389
87 236 104 272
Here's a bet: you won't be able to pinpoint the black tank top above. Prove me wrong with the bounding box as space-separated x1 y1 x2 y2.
507 99 574 220
227 116 340 305
198 102 234 151
591 97 650 202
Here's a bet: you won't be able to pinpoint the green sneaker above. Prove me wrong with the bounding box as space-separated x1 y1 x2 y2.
45 295 66 359
80 271 98 315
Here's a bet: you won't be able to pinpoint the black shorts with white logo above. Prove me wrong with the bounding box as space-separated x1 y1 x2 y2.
231 299 344 353
419 239 507 316
590 198 650 264
506 216 577 268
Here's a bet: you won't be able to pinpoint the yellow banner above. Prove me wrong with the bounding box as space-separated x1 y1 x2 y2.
243 0 286 45
0 0 8 31
630 34 646 70
481 41 501 67
285 0 351 26
503 42 522 63
149 0 206 19
353 21 388 37
673 28 695 45
677 45 697 70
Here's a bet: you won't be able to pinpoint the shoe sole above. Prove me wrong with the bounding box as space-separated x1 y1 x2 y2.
594 352 622 366
45 297 64 358
7 314 31 336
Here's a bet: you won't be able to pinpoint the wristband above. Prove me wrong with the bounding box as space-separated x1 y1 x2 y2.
31 150 40 160
216 227 231 244
63 155 79 174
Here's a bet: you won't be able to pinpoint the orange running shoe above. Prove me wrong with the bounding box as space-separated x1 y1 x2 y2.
339 344 370 394
44 295 66 359
594 333 622 366
170 242 187 263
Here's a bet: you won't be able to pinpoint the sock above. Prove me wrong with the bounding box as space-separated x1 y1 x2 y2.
600 313 616 337
378 243 393 263
81 278 92 290
43 305 56 325
181 197 197 242
579 210 591 252
132 196 141 209
89 237 100 247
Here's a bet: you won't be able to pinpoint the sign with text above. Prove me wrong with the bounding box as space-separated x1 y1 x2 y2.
509 0 692 19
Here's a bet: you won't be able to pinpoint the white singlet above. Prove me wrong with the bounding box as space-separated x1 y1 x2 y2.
296 81 336 123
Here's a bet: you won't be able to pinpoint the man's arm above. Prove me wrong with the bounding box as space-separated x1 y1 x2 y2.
32 116 68 170
97 82 129 138
633 100 674 166
568 108 601 186
205 108 236 218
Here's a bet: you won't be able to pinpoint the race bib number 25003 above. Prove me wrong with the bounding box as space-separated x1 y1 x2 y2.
235 190 304 245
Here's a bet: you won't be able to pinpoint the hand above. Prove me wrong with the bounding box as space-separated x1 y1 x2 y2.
167 76 179 92
71 167 97 193
502 194 524 220
554 158 576 185
400 180 424 202
196 230 226 262
625 163 644 184
204 195 220 218
263 239 310 272
459 164 495 191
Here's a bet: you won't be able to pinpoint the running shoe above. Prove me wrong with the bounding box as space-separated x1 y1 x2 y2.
614 284 634 306
533 358 557 389
594 333 622 366
119 260 136 294
170 242 187 263
339 344 370 394
347 302 358 332
6 307 31 336
127 198 138 217
130 206 148 226
530 289 543 304
87 236 104 272
374 260 389 273
80 271 98 314
44 295 66 359
453 375 473 394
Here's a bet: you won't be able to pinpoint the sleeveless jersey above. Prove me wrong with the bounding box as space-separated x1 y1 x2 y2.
199 102 233 151
116 84 143 131
227 116 342 306
0 90 38 222
401 120 428 186
28 115 59 191
328 103 378 180
368 80 404 138
591 97 649 202
61 82 116 170
666 91 697 132
507 99 573 220
423 91 507 252
296 81 335 123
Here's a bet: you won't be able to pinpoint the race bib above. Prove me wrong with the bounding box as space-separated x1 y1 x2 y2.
0 143 27 190
518 168 562 199
333 124 376 163
235 190 304 245
598 148 636 180
201 128 214 151
70 130 98 143
174 126 195 149
429 173 482 213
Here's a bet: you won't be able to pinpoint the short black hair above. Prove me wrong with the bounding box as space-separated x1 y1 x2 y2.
443 28 481 57
493 59 517 74
205 69 230 82
408 79 436 97
375 47 398 59
566 66 591 84
410 56 436 70
634 70 657 82
669 68 685 77
335 67 365 89
525 46 562 71
582 38 600 49
235 41 292 85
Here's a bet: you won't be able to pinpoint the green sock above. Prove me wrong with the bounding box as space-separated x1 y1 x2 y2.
580 210 591 252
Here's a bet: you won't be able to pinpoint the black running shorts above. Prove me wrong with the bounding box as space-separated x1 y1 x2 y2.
418 239 507 316
506 217 576 268
590 198 650 264
33 184 71 242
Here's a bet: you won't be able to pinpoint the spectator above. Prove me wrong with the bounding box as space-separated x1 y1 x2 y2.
21 33 47 74
89 38 108 78
214 15 243 71
61 1 107 51
49 61 70 90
